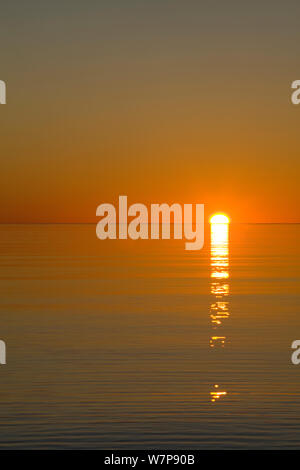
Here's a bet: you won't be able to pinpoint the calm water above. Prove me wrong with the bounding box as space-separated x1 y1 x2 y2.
0 223 299 449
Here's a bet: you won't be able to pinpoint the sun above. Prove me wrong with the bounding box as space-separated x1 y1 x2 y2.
210 214 230 224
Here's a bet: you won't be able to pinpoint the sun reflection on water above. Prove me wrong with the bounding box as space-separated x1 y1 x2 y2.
210 384 227 402
209 216 230 402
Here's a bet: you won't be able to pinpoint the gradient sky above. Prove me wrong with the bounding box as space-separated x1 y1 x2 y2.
1 0 300 223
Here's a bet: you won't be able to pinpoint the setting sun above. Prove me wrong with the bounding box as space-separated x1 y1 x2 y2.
210 214 230 224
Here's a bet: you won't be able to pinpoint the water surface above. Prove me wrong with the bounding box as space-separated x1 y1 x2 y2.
0 224 299 449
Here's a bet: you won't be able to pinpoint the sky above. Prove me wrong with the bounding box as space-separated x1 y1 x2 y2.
0 0 300 223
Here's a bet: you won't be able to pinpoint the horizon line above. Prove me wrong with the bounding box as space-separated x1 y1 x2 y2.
0 222 300 226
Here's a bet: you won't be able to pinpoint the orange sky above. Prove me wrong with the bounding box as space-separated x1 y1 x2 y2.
1 1 299 223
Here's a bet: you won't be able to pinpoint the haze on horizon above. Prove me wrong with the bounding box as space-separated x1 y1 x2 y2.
1 1 299 223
